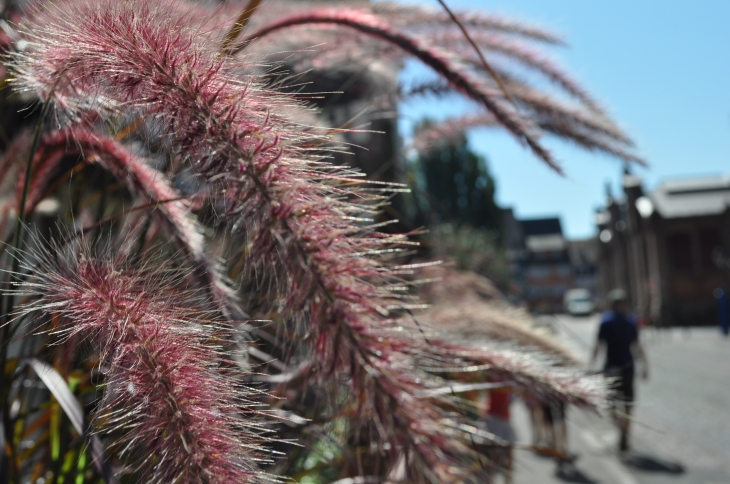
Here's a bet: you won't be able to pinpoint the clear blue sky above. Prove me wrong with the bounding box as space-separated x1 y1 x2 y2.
397 0 730 239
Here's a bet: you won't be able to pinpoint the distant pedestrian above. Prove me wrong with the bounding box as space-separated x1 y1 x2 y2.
527 398 569 463
590 289 649 452
714 287 729 336
542 401 569 465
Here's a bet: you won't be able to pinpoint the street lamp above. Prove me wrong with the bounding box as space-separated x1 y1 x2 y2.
635 196 654 219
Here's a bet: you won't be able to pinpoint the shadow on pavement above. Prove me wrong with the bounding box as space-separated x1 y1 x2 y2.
555 464 599 484
621 451 685 474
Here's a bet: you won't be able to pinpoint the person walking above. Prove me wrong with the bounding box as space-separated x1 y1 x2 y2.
590 289 649 452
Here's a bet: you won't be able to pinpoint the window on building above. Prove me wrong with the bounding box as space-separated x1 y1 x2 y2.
556 265 572 277
699 228 721 270
668 232 692 273
527 266 551 278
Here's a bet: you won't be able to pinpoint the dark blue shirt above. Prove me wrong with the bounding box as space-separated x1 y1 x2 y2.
598 311 638 371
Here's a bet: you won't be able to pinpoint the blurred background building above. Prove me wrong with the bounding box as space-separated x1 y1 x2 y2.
503 214 594 313
596 172 730 326
569 237 599 294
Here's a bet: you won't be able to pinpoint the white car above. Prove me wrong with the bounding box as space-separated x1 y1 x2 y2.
563 288 595 316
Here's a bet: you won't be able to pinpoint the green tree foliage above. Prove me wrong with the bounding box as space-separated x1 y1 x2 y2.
405 125 511 289
411 129 502 233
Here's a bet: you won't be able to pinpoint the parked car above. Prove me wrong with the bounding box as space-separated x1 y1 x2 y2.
563 288 595 316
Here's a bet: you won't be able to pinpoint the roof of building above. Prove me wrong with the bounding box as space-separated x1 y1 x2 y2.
623 174 643 189
502 207 525 251
521 217 563 237
649 174 730 218
568 238 599 265
525 234 566 252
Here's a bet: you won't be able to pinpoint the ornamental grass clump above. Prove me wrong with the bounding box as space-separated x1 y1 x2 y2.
18 241 268 483
0 1 637 482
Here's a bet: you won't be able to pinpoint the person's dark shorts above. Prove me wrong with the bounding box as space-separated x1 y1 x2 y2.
607 367 635 404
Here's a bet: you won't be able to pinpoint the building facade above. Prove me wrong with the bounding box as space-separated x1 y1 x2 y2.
502 215 574 313
596 173 730 326
568 237 599 294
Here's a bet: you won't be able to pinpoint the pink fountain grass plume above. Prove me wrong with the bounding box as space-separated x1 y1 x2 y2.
501 81 636 146
425 337 607 408
494 81 644 163
403 70 642 164
16 241 269 483
237 8 560 172
537 119 646 165
402 79 646 165
239 3 639 166
12 3 452 476
11 2 607 480
13 126 241 319
365 318 607 409
431 31 603 112
404 71 635 146
410 114 498 152
370 2 565 45
411 111 645 164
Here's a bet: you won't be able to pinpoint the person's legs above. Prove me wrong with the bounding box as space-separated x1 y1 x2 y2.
555 417 568 457
528 400 544 446
617 369 635 451
618 403 630 451
504 445 513 484
607 368 627 450
552 402 571 472
542 403 556 451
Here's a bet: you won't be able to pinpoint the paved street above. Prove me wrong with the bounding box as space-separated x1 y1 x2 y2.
511 314 730 484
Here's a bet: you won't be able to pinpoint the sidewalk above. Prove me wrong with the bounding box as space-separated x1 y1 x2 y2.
506 316 730 484
511 400 641 484
511 398 729 484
